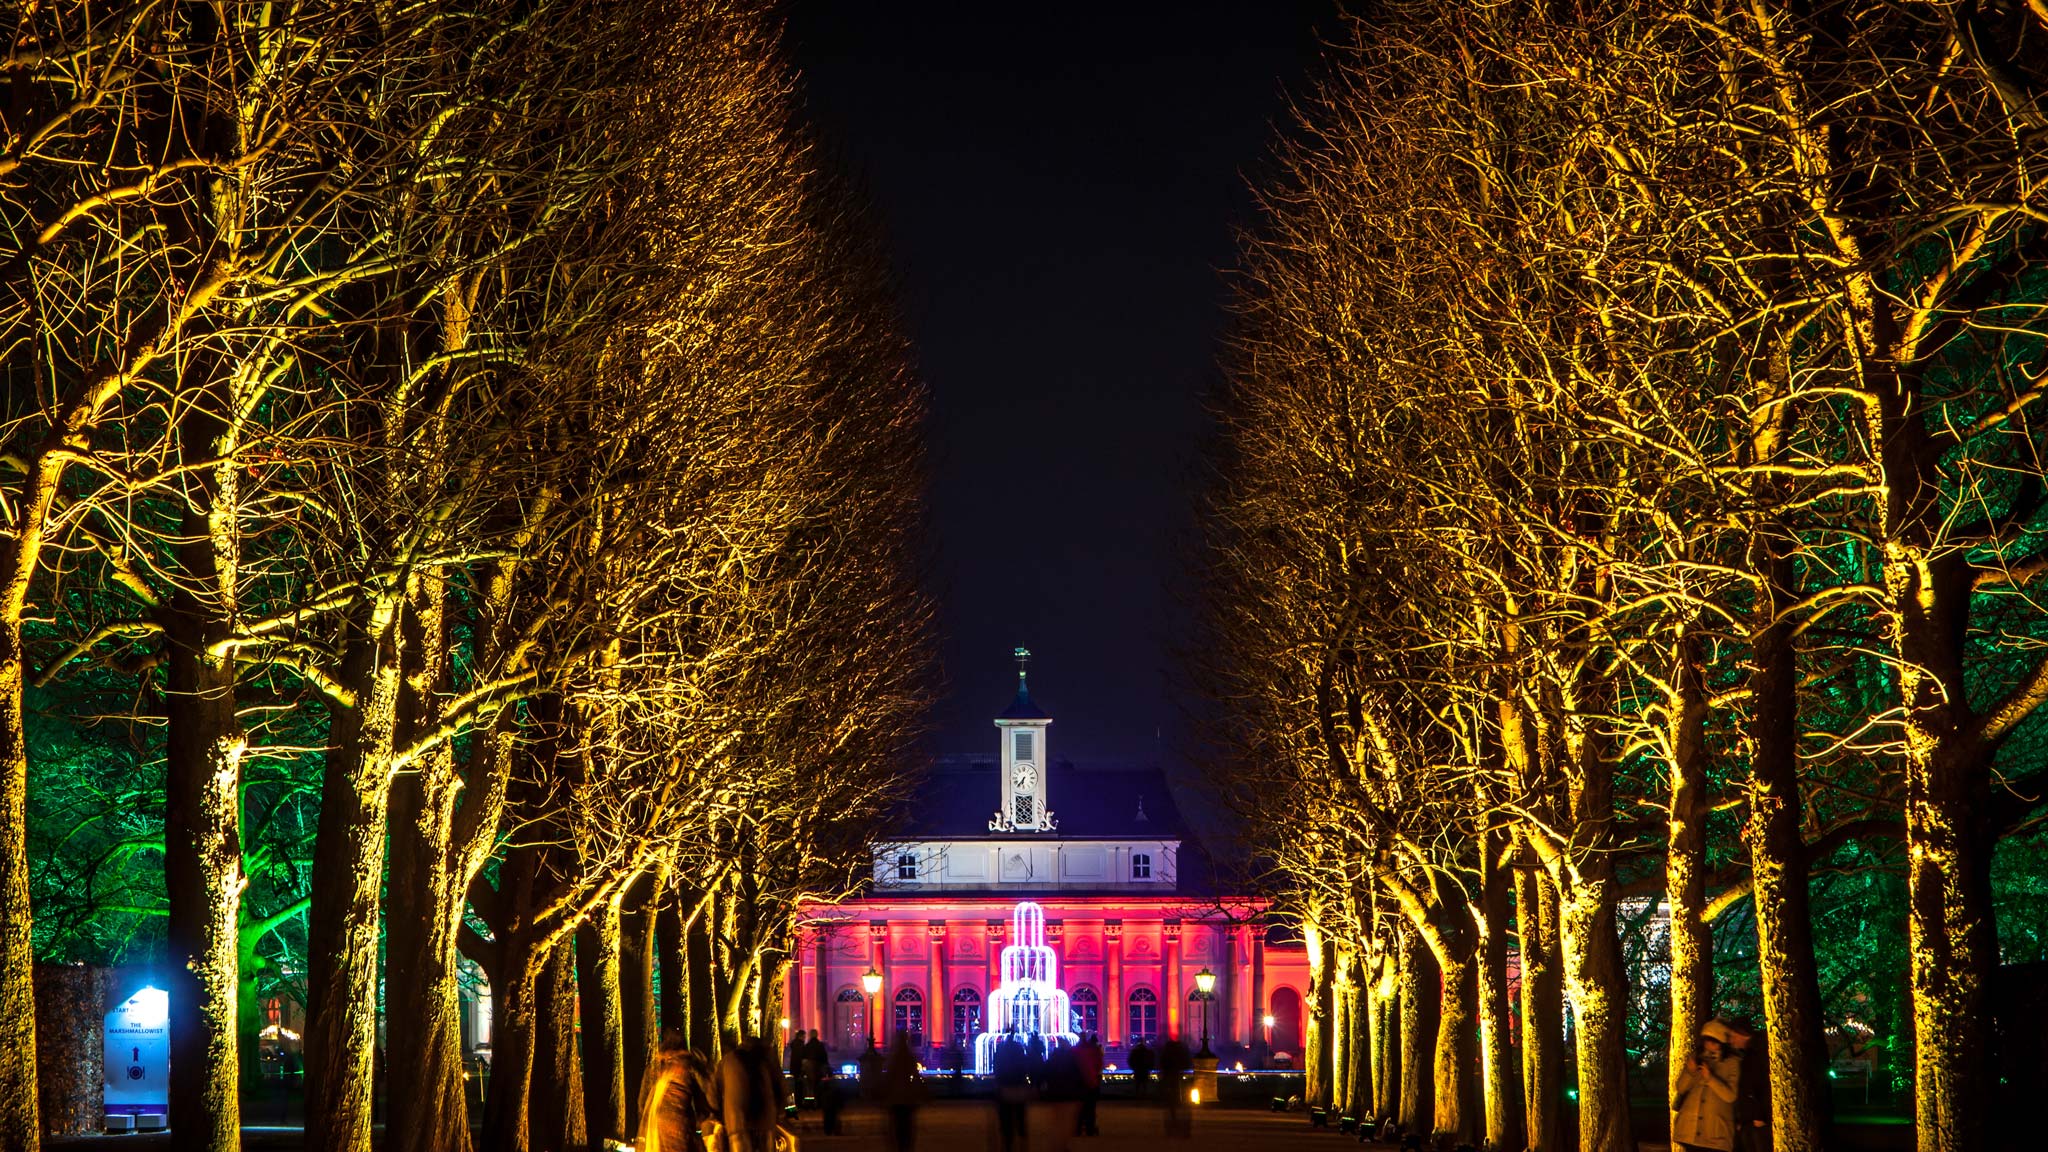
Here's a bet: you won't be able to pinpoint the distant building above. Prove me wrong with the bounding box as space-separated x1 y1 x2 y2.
785 653 1310 1068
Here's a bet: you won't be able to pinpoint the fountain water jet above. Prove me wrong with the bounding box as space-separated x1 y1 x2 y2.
973 901 1075 1072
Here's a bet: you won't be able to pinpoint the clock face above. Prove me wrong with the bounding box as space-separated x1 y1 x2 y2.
1012 763 1037 793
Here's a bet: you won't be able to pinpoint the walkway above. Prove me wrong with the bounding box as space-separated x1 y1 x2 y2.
800 1099 1347 1152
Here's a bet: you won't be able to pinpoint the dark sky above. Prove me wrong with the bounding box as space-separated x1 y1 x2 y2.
782 2 1337 763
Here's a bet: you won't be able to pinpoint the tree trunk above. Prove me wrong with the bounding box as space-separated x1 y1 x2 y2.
1665 628 1713 1117
1476 821 1519 1152
620 872 658 1133
1557 875 1632 1152
1748 551 1831 1152
0 623 38 1152
384 759 474 1152
1 392 131 1151
1331 952 1354 1116
1517 861 1563 1152
657 885 685 1039
481 944 544 1152
1885 538 1993 1152
686 893 718 1055
1397 928 1437 1132
1430 946 1477 1144
1371 945 1398 1122
578 898 627 1147
1347 957 1373 1122
0 631 31 1147
304 601 406 1152
164 602 246 1152
1306 923 1337 1110
531 943 587 1152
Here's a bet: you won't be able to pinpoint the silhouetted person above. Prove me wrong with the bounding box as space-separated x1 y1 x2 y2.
717 1037 785 1152
636 1031 710 1152
804 1029 829 1104
1043 1040 1085 1151
817 1060 846 1135
1727 1020 1771 1152
884 1031 925 1152
993 1034 1032 1152
1075 1033 1104 1136
858 1038 884 1101
1128 1039 1156 1100
1160 1037 1193 1137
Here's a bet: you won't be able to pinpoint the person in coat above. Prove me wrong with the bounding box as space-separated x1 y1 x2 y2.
1726 1020 1772 1152
1672 1019 1743 1152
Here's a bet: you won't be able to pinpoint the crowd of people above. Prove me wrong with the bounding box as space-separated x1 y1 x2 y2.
1672 1019 1772 1152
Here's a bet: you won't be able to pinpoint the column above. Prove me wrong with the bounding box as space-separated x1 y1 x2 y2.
1164 920 1183 1039
812 928 830 1039
1105 921 1124 1049
1251 927 1267 1057
985 919 1005 996
926 921 945 1054
786 953 802 1046
869 921 888 1045
1227 924 1248 1048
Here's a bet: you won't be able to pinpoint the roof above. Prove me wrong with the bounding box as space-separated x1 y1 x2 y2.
996 684 1052 721
906 757 1191 839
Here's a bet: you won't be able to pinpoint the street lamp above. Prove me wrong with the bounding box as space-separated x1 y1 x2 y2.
1261 1013 1275 1069
862 967 883 1048
1194 967 1216 1058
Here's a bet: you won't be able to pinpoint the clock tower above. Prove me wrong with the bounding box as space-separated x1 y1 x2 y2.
991 648 1055 832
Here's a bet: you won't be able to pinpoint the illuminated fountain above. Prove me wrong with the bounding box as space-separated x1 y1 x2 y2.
973 901 1075 1073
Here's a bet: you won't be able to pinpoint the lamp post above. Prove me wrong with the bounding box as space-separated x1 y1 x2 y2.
1261 1013 1275 1069
1194 967 1216 1058
862 967 883 1049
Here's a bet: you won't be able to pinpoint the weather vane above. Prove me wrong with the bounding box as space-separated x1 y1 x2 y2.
1013 646 1031 689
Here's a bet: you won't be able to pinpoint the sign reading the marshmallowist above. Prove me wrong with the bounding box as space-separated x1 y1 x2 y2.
104 986 169 1116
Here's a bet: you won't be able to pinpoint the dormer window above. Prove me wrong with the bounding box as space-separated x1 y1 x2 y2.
1131 852 1152 880
897 853 918 881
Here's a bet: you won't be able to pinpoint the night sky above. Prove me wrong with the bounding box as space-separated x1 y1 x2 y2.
782 2 1338 764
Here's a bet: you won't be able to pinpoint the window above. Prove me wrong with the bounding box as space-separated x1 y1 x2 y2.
1014 794 1034 825
951 987 983 1050
1015 731 1034 761
893 987 925 1047
896 853 917 881
834 986 868 1050
1127 987 1159 1045
1070 986 1099 1037
1131 853 1152 880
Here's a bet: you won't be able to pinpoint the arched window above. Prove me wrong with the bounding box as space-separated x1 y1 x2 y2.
1131 852 1152 880
896 853 918 881
1126 987 1159 1045
1070 986 1099 1037
892 987 925 1047
951 987 982 1050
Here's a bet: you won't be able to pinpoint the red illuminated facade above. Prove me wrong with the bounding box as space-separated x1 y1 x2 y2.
785 657 1309 1067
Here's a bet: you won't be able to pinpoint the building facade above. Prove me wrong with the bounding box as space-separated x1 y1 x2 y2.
785 657 1309 1068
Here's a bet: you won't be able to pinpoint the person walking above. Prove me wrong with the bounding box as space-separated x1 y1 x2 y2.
1075 1033 1105 1136
1727 1020 1772 1152
992 1034 1032 1152
636 1032 711 1152
1159 1037 1193 1137
716 1037 787 1152
1128 1039 1156 1100
1042 1041 1085 1152
1672 1019 1743 1152
883 1031 925 1152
